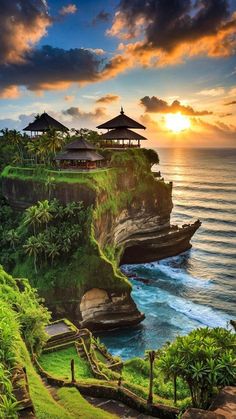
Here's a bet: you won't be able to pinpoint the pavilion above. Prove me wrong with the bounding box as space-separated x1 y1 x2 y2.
97 108 147 148
55 137 104 170
23 112 69 137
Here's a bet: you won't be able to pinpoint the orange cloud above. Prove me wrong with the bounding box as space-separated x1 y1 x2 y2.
96 94 120 104
0 85 20 99
0 1 51 65
107 1 236 69
59 4 77 16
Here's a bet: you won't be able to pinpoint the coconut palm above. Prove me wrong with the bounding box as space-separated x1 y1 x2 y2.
23 205 40 234
37 200 53 228
41 128 65 158
4 229 20 251
23 236 41 273
45 242 60 265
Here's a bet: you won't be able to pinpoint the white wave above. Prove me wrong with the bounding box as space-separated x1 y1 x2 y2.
122 257 210 288
131 284 232 329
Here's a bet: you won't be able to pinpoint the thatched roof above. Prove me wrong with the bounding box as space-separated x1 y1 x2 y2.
56 150 104 161
23 112 69 132
100 128 147 141
56 136 103 161
65 137 96 150
97 108 145 130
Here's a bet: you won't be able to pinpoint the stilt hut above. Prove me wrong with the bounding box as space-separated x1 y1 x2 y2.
23 112 69 137
97 107 147 148
55 137 104 170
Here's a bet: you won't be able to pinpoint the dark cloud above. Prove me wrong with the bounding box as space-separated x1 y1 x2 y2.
92 10 111 25
0 114 35 131
108 0 236 64
96 94 120 104
0 46 104 92
0 0 50 64
220 112 233 117
140 96 212 116
224 100 236 105
62 106 106 122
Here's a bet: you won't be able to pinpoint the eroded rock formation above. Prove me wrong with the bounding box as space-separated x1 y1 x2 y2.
2 151 200 330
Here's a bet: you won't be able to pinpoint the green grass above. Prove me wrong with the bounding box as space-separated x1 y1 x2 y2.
39 346 93 380
18 341 72 419
57 387 118 419
94 349 108 364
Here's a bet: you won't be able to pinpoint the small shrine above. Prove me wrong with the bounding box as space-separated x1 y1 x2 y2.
97 107 147 148
23 112 69 137
55 137 104 170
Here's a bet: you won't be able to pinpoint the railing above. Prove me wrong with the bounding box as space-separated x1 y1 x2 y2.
99 143 140 148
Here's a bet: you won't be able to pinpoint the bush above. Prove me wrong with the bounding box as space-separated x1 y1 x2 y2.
157 327 236 409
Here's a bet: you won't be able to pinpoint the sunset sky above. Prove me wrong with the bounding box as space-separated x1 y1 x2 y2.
0 0 236 147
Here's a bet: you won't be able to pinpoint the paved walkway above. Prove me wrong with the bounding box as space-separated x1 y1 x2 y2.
85 396 158 418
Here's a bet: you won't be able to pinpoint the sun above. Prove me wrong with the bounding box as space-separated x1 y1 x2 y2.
165 112 191 133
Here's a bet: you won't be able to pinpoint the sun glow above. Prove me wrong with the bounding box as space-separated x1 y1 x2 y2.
165 112 191 133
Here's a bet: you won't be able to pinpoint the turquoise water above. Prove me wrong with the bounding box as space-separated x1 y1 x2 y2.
98 148 236 359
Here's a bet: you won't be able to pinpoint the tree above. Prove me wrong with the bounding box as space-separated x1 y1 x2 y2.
4 229 20 251
23 205 40 234
23 236 41 273
157 327 236 409
37 200 53 229
142 148 159 167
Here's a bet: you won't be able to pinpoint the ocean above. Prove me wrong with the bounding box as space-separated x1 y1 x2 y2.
98 148 236 359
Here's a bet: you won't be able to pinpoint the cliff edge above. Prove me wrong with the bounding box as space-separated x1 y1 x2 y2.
1 149 200 330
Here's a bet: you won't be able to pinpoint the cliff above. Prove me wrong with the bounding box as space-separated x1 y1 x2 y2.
1 149 200 330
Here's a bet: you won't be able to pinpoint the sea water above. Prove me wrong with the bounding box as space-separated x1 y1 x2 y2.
98 148 236 359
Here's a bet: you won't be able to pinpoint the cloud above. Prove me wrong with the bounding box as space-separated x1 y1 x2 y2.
59 4 77 15
92 10 111 25
0 0 51 65
62 106 106 124
64 95 75 102
108 0 236 67
0 85 21 99
197 87 225 96
96 94 120 104
224 100 236 105
0 46 104 92
140 96 212 116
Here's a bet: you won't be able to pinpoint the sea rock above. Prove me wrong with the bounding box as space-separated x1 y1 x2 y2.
79 288 144 330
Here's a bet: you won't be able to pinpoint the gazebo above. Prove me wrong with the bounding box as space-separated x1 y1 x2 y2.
55 137 104 170
23 112 69 137
97 107 147 148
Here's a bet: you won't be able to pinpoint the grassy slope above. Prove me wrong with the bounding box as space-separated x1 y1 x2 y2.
39 347 93 380
57 387 118 419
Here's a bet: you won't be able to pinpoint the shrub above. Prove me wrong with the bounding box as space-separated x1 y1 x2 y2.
157 327 236 409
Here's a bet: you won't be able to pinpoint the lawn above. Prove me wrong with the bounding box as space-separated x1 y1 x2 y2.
57 387 118 419
39 346 93 380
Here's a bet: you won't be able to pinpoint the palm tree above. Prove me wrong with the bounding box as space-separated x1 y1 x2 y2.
23 205 40 234
5 229 20 251
46 242 60 265
41 128 65 159
23 236 41 273
37 200 53 229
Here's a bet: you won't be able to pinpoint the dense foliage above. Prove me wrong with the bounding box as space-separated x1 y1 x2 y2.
0 124 103 171
157 327 236 408
0 266 50 417
0 198 90 274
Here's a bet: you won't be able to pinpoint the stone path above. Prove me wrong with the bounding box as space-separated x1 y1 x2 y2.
45 321 71 336
85 396 158 418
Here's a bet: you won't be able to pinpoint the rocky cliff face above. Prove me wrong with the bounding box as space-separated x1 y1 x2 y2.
1 151 200 330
